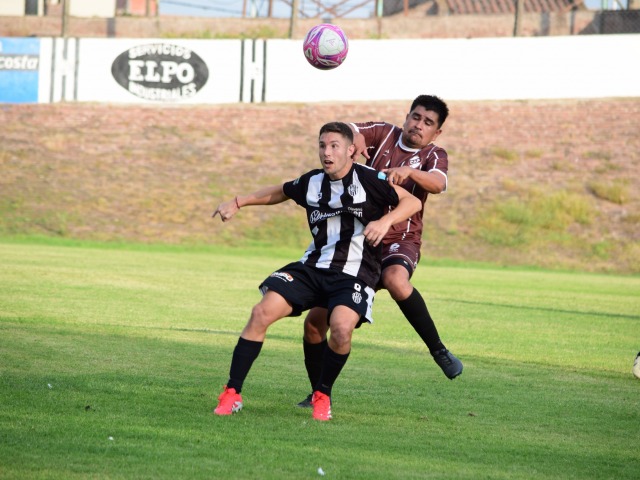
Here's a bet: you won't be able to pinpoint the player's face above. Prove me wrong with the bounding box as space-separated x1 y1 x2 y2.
318 132 356 180
401 106 442 149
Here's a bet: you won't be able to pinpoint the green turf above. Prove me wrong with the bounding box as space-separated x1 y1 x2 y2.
1 241 638 479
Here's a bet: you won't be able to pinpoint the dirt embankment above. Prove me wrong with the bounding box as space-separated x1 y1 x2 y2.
1 99 638 273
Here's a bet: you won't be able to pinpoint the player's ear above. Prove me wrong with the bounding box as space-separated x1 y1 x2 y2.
347 143 356 157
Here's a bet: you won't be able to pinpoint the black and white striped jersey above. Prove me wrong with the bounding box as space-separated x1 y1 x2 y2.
283 163 399 288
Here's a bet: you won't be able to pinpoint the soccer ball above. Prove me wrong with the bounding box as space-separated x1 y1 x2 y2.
302 24 349 70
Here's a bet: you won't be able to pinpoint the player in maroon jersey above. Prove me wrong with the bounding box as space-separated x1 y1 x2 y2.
297 96 462 407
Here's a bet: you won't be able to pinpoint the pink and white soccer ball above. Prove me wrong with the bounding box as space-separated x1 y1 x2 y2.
302 24 349 70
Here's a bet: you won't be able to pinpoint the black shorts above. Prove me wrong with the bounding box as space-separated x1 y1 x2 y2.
259 262 376 326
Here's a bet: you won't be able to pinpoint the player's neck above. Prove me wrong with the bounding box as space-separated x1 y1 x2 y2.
398 136 427 152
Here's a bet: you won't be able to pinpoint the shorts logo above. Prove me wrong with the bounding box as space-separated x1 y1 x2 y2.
389 243 400 253
270 271 294 282
352 282 362 304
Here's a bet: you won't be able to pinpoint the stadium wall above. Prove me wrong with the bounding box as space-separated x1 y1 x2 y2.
1 34 638 104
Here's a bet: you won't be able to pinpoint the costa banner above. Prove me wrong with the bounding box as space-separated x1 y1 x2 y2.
0 37 40 103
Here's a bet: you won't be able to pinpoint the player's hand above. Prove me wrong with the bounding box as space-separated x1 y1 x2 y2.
212 198 239 222
383 166 411 185
363 219 391 247
351 132 369 162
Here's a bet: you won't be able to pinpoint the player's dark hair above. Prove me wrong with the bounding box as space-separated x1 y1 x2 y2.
410 95 449 128
319 122 354 143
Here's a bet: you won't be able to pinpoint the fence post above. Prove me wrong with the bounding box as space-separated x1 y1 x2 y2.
61 0 69 37
513 0 523 36
289 0 299 38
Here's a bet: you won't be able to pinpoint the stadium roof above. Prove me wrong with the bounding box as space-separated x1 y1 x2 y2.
443 0 585 15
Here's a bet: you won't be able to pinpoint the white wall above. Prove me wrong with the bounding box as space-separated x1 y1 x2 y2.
266 35 640 102
2 34 639 104
69 0 116 18
0 0 25 16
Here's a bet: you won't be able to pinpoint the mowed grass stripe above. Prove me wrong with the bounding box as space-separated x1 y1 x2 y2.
1 241 638 479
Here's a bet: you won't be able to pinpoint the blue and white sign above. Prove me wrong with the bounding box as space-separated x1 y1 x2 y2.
0 38 41 103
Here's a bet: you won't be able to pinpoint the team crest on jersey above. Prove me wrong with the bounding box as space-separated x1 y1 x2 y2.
270 271 294 282
389 243 400 253
352 291 362 304
409 156 421 168
347 184 359 197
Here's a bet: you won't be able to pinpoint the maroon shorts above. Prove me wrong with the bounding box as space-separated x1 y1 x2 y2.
381 241 420 277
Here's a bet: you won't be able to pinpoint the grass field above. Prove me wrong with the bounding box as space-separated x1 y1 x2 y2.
1 240 638 479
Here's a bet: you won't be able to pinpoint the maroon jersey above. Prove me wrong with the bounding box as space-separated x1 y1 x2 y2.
353 121 449 246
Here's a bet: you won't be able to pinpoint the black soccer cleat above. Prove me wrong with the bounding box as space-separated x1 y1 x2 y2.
431 348 463 379
296 393 332 408
296 393 313 408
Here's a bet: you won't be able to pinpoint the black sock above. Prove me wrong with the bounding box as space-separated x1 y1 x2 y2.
314 346 350 397
303 338 327 391
396 288 445 354
227 337 263 393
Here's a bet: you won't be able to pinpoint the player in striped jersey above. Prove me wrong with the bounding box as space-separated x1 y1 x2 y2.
298 96 462 408
212 122 421 420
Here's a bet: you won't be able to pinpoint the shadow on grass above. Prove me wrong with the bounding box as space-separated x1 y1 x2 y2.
438 297 640 320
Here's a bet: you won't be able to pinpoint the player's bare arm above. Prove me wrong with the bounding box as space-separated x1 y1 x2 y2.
212 184 288 222
363 186 421 246
347 124 369 161
383 167 447 194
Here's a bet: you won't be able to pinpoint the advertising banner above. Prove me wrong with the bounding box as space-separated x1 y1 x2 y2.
0 37 41 103
76 39 243 104
2 34 638 105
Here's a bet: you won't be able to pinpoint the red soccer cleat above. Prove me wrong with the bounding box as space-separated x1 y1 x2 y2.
311 391 332 421
213 386 243 415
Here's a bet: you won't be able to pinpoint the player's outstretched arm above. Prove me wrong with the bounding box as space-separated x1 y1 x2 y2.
384 167 446 194
363 186 421 246
212 184 288 222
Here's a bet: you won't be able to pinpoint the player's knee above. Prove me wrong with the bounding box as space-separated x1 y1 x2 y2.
303 320 325 342
381 272 412 299
249 303 277 330
303 308 329 342
328 323 353 350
